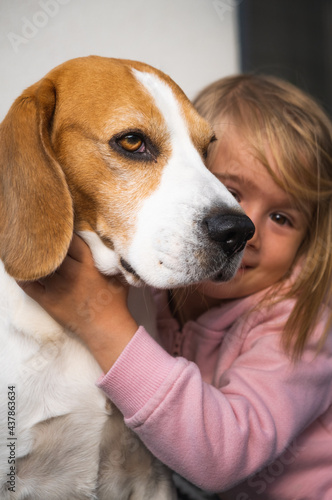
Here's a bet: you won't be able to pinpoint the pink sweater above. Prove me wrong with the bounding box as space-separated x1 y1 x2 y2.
97 289 332 499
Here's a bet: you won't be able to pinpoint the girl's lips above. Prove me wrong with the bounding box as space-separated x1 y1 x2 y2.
237 263 254 273
240 259 256 269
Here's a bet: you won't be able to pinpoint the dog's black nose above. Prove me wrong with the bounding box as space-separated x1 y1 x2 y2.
204 213 255 257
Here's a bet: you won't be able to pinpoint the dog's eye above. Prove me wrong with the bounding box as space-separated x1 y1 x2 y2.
110 131 158 162
117 134 146 153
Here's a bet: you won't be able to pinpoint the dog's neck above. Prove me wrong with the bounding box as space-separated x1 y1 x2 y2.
0 260 65 344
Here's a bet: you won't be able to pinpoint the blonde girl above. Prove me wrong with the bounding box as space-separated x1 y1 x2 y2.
194 74 332 360
23 74 332 499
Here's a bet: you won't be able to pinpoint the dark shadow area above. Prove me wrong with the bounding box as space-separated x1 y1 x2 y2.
239 0 332 116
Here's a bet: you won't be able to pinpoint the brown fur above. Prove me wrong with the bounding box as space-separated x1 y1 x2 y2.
0 78 73 280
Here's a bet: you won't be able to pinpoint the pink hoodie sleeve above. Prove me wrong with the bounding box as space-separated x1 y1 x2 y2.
97 320 332 492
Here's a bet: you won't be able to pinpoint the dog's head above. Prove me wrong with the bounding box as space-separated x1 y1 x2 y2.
0 56 254 287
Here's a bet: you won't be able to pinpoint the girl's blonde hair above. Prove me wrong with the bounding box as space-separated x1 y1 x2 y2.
193 74 332 359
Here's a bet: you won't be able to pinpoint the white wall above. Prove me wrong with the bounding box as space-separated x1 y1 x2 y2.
0 0 240 121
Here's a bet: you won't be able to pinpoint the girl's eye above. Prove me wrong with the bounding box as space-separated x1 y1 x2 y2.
117 134 146 153
270 213 291 226
227 188 241 203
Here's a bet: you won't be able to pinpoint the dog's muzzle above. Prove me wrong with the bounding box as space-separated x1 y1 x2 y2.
120 211 255 286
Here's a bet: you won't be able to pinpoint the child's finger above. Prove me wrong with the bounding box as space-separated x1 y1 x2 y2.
53 253 81 279
67 233 92 263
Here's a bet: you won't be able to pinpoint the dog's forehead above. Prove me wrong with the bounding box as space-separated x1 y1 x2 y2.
130 66 213 147
51 57 212 145
131 69 203 144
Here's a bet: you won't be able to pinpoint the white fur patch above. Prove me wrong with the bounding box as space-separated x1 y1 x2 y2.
0 262 63 343
78 230 118 275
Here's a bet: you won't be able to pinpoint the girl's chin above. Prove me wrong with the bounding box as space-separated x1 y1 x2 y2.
197 267 253 301
196 279 239 300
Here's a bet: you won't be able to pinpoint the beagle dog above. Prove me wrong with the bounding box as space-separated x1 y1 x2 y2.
0 56 254 500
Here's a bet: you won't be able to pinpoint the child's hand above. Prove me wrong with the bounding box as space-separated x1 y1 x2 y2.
18 234 138 372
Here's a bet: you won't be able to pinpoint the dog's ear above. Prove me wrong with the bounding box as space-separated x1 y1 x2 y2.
0 78 73 280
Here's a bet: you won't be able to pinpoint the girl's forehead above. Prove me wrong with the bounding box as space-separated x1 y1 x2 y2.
212 122 285 180
211 127 301 206
211 124 267 171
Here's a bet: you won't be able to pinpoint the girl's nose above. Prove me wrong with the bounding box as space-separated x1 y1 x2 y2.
246 227 260 249
242 209 260 250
